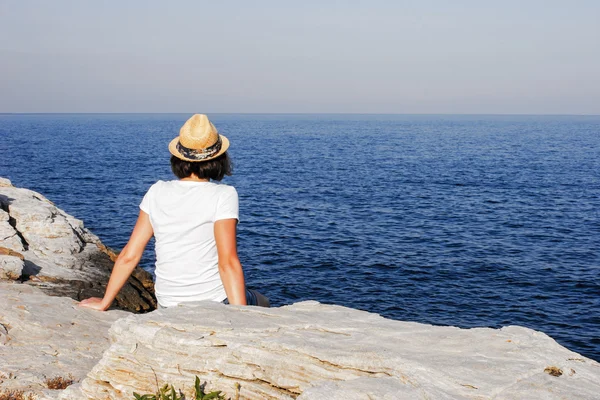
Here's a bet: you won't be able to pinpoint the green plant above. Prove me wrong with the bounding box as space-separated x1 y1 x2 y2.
193 376 229 400
133 376 231 400
133 383 181 400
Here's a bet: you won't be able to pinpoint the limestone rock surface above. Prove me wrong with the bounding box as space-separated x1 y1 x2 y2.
0 178 155 312
0 254 24 280
0 281 128 398
61 301 600 400
0 208 24 251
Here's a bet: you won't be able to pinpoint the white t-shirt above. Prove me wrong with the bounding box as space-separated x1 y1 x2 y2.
139 180 239 307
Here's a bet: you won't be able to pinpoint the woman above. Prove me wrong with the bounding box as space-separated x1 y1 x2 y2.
80 114 263 310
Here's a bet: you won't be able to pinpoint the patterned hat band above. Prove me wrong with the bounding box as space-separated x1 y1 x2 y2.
176 137 223 161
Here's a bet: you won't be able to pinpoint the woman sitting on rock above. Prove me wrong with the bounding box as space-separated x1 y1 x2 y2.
80 114 267 310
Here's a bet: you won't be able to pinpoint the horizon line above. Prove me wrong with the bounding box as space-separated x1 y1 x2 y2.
1 112 599 117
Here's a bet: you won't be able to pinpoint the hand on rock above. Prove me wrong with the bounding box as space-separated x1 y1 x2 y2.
79 297 109 311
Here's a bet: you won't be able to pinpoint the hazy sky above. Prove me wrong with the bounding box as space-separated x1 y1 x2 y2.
1 1 599 114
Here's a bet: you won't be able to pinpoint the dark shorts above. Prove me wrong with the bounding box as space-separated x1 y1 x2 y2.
157 288 267 309
222 288 259 306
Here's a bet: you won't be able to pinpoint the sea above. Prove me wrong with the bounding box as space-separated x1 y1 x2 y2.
1 113 599 362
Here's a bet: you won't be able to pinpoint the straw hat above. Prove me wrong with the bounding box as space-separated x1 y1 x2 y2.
169 114 230 162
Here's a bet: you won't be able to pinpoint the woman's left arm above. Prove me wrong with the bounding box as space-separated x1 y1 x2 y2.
79 210 154 311
214 218 247 305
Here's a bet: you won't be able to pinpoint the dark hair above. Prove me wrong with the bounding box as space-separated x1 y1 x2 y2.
170 153 232 181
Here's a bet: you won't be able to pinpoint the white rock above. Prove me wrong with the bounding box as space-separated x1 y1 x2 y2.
0 255 24 280
0 281 129 398
60 301 600 400
0 178 156 312
0 208 24 251
0 186 84 257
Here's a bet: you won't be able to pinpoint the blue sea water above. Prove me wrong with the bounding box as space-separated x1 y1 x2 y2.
1 113 599 361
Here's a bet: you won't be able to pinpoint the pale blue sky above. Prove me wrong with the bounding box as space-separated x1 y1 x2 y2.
1 1 599 114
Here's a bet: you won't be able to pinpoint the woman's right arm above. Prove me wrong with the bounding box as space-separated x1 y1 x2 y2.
79 210 154 311
214 218 247 305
